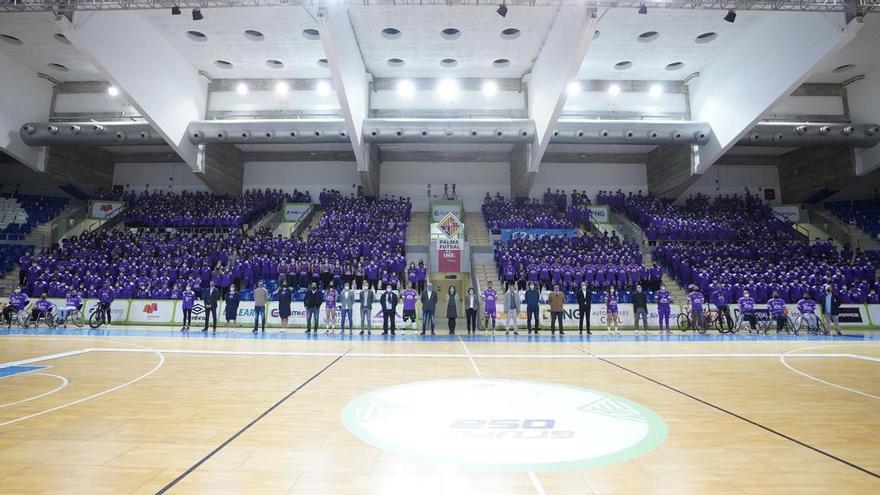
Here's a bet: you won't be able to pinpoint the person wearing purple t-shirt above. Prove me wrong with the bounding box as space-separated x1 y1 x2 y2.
767 292 788 333
482 282 498 332
655 285 672 333
737 290 757 332
797 293 819 332
415 260 427 295
3 287 29 326
401 283 418 332
324 284 338 334
605 288 619 335
29 294 54 326
687 286 706 331
180 285 196 332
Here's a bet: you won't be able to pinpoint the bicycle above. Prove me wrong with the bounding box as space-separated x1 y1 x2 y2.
676 308 709 334
88 303 111 329
758 312 797 334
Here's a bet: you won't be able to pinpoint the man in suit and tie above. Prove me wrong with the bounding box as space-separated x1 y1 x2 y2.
340 282 356 334
359 285 375 335
380 285 398 335
420 283 438 335
576 282 592 335
303 282 323 334
202 281 220 332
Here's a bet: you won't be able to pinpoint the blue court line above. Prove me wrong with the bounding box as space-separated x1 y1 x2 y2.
0 326 877 343
0 365 46 378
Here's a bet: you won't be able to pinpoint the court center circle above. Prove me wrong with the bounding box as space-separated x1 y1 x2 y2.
341 378 667 471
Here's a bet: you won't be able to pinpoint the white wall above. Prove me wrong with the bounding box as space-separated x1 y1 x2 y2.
678 165 782 205
0 51 52 170
533 162 648 203
847 67 880 176
244 161 360 199
380 161 511 211
113 162 210 193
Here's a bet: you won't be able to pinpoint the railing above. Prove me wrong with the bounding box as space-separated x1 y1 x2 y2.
807 205 862 248
771 209 810 243
84 203 127 234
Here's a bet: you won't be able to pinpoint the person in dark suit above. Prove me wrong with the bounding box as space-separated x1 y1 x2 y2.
202 281 220 332
380 285 398 335
821 284 843 336
576 282 592 335
359 286 375 335
420 283 438 335
303 282 323 334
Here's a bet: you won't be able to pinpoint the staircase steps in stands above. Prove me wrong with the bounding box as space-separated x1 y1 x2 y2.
465 212 491 247
406 212 430 247
0 267 20 294
473 261 502 293
303 211 325 240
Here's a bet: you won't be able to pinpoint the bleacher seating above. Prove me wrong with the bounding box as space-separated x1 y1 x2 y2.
825 199 880 239
122 189 284 228
0 194 69 240
0 245 31 279
482 194 576 232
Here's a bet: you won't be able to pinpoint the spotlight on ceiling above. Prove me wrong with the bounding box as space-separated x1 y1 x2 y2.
648 84 662 97
437 79 459 102
275 80 289 96
496 3 508 17
482 80 499 98
171 6 181 15
608 83 621 96
192 8 203 21
724 9 736 23
566 81 581 97
236 82 248 96
396 79 416 99
107 86 119 97
638 3 647 14
316 80 332 96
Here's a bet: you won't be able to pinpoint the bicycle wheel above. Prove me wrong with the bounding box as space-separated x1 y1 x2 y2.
72 311 86 328
16 311 31 328
816 315 827 334
88 310 104 329
44 312 57 328
693 310 708 334
784 316 797 335
676 313 689 330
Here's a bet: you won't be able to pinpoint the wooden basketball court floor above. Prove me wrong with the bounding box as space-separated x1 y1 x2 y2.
0 327 879 494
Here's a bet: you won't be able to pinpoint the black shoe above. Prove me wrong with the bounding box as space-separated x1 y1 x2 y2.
253 329 258 333
202 328 208 332
449 331 455 335
359 330 364 335
431 331 435 335
579 330 583 335
560 331 565 335
836 331 843 336
587 330 592 335
305 329 311 333
382 331 388 335
420 331 426 335
391 331 396 335
261 329 265 333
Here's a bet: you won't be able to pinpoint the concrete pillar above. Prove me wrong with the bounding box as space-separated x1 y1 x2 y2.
0 51 52 171
510 142 535 198
44 146 114 195
646 145 698 199
197 145 244 197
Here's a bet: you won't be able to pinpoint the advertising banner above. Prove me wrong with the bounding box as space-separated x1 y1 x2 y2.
437 238 462 273
88 200 125 219
499 229 579 243
82 298 130 323
127 300 175 324
493 302 683 328
867 304 880 326
587 206 610 224
771 205 801 223
283 203 312 222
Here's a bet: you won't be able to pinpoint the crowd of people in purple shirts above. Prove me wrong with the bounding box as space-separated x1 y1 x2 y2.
16 191 412 303
122 189 285 228
482 194 576 232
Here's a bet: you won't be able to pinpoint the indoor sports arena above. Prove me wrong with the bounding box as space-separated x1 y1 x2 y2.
1 1 880 493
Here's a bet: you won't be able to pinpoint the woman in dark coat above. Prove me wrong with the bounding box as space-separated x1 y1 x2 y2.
277 284 292 331
446 286 460 335
224 284 240 329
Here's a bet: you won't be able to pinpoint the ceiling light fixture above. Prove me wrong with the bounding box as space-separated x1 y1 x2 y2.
396 79 416 99
608 84 621 96
192 8 203 21
236 82 248 96
316 80 332 96
107 86 119 97
482 80 499 98
724 9 736 23
649 84 662 97
275 80 289 96
566 81 582 97
496 3 508 17
437 79 459 102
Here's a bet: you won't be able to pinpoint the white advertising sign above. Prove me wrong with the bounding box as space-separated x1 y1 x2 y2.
88 200 125 219
283 203 312 222
587 206 610 224
771 205 801 223
126 300 174 324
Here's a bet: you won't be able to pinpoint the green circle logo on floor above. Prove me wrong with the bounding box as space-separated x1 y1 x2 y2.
341 378 667 471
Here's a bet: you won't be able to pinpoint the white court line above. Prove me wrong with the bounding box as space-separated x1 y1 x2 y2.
528 471 547 495
780 344 880 401
457 336 482 378
0 341 165 428
0 349 89 369
0 373 69 409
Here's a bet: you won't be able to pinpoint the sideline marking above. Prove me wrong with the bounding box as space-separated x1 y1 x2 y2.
458 336 482 378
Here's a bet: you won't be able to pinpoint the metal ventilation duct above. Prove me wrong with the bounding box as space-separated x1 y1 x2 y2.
187 119 350 144
549 120 712 145
362 118 535 143
20 121 164 146
738 123 880 147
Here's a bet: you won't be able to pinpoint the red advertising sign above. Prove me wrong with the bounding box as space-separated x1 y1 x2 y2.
438 238 462 273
